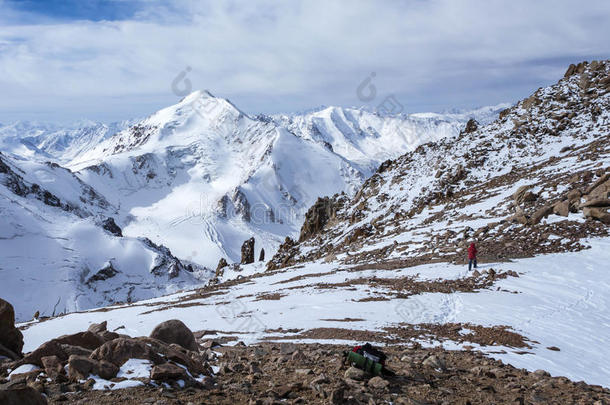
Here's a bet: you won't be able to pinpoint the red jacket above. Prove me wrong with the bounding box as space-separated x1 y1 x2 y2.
468 243 477 259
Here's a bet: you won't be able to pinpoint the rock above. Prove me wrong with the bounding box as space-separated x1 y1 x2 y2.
0 299 24 359
102 217 122 237
295 368 313 376
533 369 550 378
280 343 297 355
298 197 339 242
55 331 106 351
513 185 534 205
368 376 389 390
0 342 19 361
202 340 221 349
291 350 307 363
149 320 198 351
97 360 120 380
41 355 64 379
567 189 582 202
531 205 552 224
259 248 265 262
241 237 255 264
87 321 107 334
580 198 610 208
67 355 98 380
215 258 228 277
344 366 365 380
0 386 48 405
21 340 67 367
99 331 120 342
583 207 610 224
60 344 93 357
552 200 570 217
462 118 478 134
90 337 164 367
422 355 446 370
150 363 188 381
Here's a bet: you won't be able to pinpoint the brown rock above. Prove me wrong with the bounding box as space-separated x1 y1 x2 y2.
67 355 98 380
87 321 107 334
241 237 255 264
55 331 106 351
150 362 187 381
512 185 534 205
583 207 610 224
60 344 92 357
96 360 119 380
368 376 389 390
149 320 198 351
0 386 48 405
21 340 67 367
41 355 64 379
553 200 569 217
90 337 164 367
344 366 365 380
531 205 552 224
0 298 24 358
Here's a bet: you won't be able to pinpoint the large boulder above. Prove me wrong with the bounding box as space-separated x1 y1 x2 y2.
0 299 23 359
0 386 47 405
55 331 106 351
67 354 118 380
90 337 164 367
241 237 255 264
20 340 67 367
149 320 198 352
150 362 188 381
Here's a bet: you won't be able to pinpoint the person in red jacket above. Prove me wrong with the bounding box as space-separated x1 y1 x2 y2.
468 242 477 271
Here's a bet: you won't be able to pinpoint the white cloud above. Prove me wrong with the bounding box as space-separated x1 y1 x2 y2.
0 0 609 122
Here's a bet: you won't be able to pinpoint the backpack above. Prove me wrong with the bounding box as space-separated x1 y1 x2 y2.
344 343 394 376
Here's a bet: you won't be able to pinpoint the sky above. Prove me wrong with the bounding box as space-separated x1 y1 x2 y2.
0 0 609 123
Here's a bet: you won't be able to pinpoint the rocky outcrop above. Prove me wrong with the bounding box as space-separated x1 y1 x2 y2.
0 299 23 360
149 319 198 351
215 257 228 278
101 217 122 237
241 237 255 264
259 248 265 262
232 188 251 222
462 118 479 134
299 197 339 242
266 237 299 271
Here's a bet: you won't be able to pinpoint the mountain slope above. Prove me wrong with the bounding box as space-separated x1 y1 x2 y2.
269 60 610 270
0 152 208 322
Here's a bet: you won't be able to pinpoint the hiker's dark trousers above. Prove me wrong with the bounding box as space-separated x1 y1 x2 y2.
468 259 477 271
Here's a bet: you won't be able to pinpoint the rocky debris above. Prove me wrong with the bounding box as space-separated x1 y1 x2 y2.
241 237 255 265
149 319 198 351
0 299 23 360
298 196 339 242
0 386 47 405
259 248 265 262
266 237 299 271
0 321 213 402
32 342 610 404
101 217 122 237
139 237 188 279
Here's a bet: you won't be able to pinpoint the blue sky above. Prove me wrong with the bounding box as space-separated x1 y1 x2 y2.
0 0 609 123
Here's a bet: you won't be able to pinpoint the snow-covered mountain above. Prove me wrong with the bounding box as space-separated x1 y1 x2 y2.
0 151 209 322
0 120 131 163
0 90 504 321
63 91 504 269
